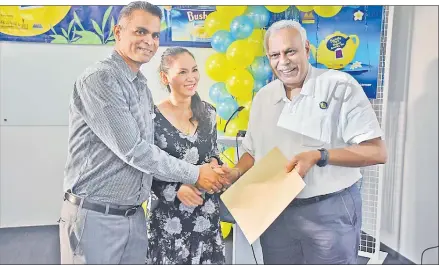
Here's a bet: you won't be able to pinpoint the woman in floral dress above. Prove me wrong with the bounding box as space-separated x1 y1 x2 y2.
146 47 225 265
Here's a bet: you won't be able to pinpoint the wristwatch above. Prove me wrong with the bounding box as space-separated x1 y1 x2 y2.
316 148 329 167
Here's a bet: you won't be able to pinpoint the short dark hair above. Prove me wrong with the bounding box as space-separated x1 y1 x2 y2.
117 1 163 23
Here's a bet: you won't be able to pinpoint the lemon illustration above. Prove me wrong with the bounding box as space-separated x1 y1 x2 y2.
191 24 208 40
0 6 71 36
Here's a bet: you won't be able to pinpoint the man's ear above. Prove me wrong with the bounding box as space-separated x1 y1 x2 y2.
305 40 311 59
114 24 122 42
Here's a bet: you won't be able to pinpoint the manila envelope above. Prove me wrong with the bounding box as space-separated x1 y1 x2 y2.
220 147 306 245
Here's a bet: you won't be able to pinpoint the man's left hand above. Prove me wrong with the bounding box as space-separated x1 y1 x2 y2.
286 150 321 177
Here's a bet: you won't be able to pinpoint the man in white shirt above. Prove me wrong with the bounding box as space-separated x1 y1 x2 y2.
221 20 387 264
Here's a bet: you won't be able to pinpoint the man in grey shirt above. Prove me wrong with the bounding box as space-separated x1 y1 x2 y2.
59 2 227 264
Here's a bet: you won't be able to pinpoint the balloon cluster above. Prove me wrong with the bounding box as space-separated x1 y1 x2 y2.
295 5 342 17
205 6 289 136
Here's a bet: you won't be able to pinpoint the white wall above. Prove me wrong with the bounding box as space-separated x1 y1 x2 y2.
399 6 438 264
0 43 215 227
381 6 438 264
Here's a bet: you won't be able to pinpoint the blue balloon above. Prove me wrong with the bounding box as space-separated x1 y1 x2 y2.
230 16 254 40
253 78 267 93
217 97 239 120
244 6 271 28
209 82 232 103
249 56 272 81
211 30 235 53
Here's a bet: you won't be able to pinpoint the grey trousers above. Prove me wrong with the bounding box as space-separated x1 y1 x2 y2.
260 183 362 264
59 199 147 264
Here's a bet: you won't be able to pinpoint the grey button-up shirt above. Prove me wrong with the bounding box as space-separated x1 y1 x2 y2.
64 50 199 206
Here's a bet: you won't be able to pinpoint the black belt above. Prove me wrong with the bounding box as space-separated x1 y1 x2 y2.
290 188 347 207
63 192 140 217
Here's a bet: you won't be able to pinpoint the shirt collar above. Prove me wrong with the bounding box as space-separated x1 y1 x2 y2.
110 50 148 85
300 63 316 97
272 63 316 104
272 79 289 105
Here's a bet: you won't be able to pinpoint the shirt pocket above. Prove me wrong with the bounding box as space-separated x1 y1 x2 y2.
299 112 332 148
277 98 333 149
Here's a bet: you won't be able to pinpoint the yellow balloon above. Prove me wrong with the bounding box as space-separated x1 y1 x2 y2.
265 6 289 13
247 29 266 57
205 53 231 81
226 39 256 68
237 99 252 119
225 69 254 99
238 108 250 123
204 11 231 37
220 147 236 167
224 147 236 161
216 6 247 17
235 91 253 103
221 221 233 238
296 6 314 12
225 116 248 137
141 201 148 217
313 6 343 18
238 97 252 107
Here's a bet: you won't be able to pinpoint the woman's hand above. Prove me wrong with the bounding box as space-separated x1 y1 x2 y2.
177 184 204 207
209 157 220 168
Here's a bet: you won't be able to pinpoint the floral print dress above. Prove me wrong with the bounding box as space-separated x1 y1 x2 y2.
146 102 225 265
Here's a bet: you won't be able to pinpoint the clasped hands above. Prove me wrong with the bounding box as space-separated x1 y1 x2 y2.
185 150 320 207
195 160 239 194
181 161 239 207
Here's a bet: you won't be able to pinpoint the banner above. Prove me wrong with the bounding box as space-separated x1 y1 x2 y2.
0 6 384 98
0 5 216 47
301 6 384 99
0 6 119 44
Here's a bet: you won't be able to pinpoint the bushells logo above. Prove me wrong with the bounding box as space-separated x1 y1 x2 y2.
0 6 71 36
187 11 210 40
187 10 209 22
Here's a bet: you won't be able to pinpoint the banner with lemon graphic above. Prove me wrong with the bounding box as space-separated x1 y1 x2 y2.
0 6 383 92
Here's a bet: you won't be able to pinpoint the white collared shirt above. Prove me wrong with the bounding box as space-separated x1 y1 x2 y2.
241 64 383 198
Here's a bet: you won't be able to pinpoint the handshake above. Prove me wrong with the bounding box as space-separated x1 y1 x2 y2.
177 162 241 207
194 161 241 194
